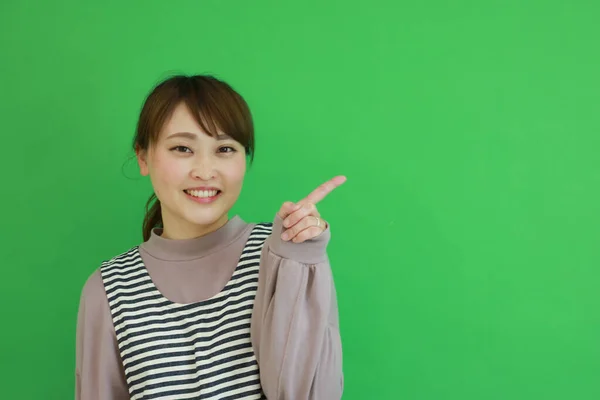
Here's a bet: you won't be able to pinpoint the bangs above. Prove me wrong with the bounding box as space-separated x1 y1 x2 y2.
136 75 254 161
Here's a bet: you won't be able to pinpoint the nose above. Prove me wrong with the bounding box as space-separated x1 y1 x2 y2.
190 157 216 180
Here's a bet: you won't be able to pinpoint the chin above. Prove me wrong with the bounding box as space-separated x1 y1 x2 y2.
184 210 228 227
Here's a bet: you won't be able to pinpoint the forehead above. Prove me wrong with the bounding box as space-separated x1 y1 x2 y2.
160 103 208 138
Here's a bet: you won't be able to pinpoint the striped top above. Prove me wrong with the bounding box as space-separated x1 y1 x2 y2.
99 223 273 400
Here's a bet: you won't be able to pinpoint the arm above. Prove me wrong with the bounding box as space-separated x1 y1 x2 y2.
251 215 344 400
75 270 129 400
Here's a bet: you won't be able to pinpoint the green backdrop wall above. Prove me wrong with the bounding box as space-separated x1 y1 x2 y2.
1 1 599 399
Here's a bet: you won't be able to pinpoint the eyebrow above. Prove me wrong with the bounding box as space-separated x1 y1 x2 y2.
166 131 232 141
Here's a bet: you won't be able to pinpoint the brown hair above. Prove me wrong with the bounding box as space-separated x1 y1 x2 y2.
133 74 255 241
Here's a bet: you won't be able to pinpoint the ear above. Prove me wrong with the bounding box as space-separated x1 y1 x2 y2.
135 146 150 176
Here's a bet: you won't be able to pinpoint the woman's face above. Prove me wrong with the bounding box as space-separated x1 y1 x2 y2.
136 102 247 239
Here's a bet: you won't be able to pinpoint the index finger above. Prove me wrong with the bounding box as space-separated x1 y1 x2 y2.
300 175 347 205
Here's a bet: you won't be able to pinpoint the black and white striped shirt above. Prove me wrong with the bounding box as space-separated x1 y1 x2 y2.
100 223 272 399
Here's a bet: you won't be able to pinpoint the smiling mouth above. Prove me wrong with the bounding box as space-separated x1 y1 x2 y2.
184 189 221 198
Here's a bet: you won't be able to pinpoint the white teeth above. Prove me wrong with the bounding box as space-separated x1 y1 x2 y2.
187 189 218 198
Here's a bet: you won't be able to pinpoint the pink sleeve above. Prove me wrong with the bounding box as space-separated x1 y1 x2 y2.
251 215 344 399
75 270 129 400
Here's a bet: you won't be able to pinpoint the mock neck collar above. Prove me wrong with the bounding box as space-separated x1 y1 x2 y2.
140 215 249 261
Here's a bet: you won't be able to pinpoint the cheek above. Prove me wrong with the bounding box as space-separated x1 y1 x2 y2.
223 157 247 188
149 153 187 189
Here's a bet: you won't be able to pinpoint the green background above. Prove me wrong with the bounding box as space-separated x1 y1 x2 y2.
1 1 599 399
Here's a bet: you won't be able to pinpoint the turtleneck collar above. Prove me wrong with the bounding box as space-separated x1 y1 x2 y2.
139 215 249 261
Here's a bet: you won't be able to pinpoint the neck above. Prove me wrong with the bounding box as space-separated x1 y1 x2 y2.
161 213 230 240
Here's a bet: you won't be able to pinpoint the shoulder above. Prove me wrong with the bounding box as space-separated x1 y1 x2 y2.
99 246 142 275
99 246 141 266
80 246 140 305
81 268 104 301
78 268 109 320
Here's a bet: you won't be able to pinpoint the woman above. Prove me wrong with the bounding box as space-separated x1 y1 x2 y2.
75 74 345 400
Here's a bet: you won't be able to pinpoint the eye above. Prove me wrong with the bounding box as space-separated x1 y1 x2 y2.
171 145 192 153
218 146 237 153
